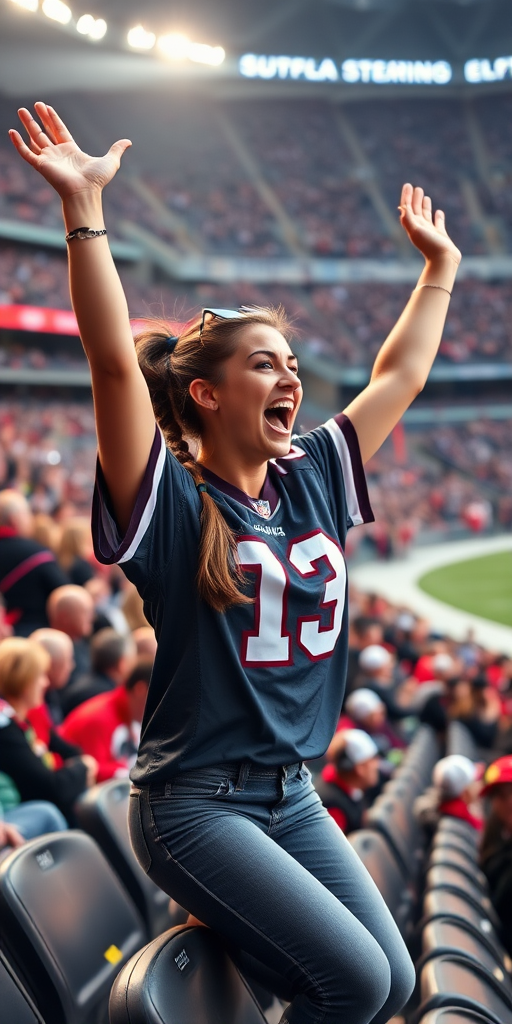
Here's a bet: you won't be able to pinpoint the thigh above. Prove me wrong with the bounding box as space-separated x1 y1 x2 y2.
5 800 68 838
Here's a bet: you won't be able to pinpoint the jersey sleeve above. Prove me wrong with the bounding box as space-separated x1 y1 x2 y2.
91 423 200 590
293 412 374 530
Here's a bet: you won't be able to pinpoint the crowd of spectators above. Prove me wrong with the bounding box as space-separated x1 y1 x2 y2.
2 94 512 262
1 241 512 366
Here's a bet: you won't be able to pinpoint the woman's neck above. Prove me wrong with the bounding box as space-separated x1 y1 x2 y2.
7 696 29 720
198 452 268 498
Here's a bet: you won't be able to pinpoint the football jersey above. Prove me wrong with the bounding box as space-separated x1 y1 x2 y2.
92 412 374 783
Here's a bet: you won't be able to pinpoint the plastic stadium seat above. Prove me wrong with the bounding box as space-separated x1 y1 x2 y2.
109 924 268 1024
419 918 512 989
366 791 425 879
418 1009 502 1024
0 831 147 1024
421 890 506 968
425 864 499 926
349 829 415 937
0 949 46 1024
416 954 512 1023
75 780 176 937
432 829 479 861
446 721 478 761
437 817 479 849
399 725 441 788
428 848 488 890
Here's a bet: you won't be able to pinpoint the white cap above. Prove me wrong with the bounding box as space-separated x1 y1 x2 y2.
432 653 456 676
359 645 392 672
345 689 384 722
341 729 379 767
432 755 478 798
396 612 415 632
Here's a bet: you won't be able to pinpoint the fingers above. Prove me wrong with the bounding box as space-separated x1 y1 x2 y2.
434 209 448 235
422 194 433 223
411 186 424 217
108 139 132 164
8 128 42 168
37 102 74 144
17 107 53 150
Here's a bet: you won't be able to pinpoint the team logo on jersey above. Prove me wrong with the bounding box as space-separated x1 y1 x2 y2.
251 499 271 519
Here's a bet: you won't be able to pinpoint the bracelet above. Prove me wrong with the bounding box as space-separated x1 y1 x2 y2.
414 283 452 297
65 226 107 242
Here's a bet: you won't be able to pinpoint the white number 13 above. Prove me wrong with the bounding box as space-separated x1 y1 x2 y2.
237 530 346 667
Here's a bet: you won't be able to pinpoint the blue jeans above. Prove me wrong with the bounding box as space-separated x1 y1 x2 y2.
129 762 415 1024
4 800 68 839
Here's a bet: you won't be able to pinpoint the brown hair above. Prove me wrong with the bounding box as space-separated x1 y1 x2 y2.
135 306 293 613
0 637 50 700
58 517 92 571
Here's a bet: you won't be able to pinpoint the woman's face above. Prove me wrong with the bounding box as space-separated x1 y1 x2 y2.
199 324 303 463
23 671 49 711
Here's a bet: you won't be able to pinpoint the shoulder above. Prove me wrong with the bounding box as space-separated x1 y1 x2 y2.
0 699 16 730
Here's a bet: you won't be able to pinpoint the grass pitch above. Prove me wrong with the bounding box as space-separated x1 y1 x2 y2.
418 551 512 627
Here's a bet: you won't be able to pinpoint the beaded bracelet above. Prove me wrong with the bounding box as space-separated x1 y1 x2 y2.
65 227 107 242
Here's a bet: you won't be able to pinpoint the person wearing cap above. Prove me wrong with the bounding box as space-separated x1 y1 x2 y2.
315 729 380 834
344 689 407 769
354 644 417 723
414 754 484 834
480 756 512 955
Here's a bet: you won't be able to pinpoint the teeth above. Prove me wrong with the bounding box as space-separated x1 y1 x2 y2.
267 401 293 410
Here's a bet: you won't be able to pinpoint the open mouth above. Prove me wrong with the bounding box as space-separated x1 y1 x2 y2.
264 402 293 434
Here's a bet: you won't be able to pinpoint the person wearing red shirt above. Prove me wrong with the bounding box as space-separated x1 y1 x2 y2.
60 658 151 781
314 729 380 834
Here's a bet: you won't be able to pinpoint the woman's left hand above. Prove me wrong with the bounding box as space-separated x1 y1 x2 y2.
399 183 461 266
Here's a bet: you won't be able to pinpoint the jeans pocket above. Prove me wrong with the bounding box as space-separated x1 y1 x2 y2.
166 770 234 799
128 788 152 874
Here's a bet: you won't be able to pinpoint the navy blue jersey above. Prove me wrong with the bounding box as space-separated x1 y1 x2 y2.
92 413 374 783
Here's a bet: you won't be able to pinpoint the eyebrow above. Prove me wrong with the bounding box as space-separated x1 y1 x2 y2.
247 349 298 362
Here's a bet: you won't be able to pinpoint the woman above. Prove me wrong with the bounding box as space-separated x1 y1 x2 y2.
9 102 461 1024
480 756 512 955
0 636 97 821
57 516 95 586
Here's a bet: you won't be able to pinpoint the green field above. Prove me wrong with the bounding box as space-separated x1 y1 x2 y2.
418 551 512 627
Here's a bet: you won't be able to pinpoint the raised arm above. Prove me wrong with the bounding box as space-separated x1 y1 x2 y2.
344 183 461 464
9 103 156 533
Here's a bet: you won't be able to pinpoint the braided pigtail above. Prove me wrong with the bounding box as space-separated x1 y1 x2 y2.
134 306 293 614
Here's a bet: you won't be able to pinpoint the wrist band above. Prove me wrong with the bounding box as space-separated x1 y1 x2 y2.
414 283 452 297
65 227 107 242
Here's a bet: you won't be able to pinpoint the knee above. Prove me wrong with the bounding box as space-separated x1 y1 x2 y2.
386 946 416 1019
328 939 391 1024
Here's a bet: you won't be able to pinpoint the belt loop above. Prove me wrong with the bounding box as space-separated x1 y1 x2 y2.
235 762 251 792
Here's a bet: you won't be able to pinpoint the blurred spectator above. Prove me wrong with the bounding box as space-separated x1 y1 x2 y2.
415 754 484 834
346 615 385 693
57 517 95 586
0 637 97 822
344 688 407 769
0 489 67 635
314 729 380 834
480 755 512 955
132 626 157 660
27 627 74 737
121 580 151 631
448 675 502 749
46 584 94 682
60 627 135 717
85 575 130 636
353 644 417 722
0 797 67 850
61 657 152 782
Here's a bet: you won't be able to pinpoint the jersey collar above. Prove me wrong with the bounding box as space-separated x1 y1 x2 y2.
199 465 280 519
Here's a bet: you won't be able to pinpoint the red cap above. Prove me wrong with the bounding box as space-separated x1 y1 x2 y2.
481 755 512 796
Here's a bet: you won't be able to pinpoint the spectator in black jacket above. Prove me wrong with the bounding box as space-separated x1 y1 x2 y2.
0 637 97 822
60 627 135 717
0 490 67 635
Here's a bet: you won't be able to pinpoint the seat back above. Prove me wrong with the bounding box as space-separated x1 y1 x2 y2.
421 890 503 958
419 1009 502 1024
446 721 478 761
425 865 499 927
0 949 45 1024
417 954 512 1023
420 918 512 981
349 829 414 936
432 830 479 860
366 791 425 878
437 817 479 848
109 925 268 1024
0 831 147 1024
75 780 172 937
428 848 488 890
400 725 441 788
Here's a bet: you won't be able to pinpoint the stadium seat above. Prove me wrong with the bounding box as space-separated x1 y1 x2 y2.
366 790 426 879
432 829 479 860
446 721 478 761
109 924 268 1024
420 890 506 965
437 817 480 848
349 829 415 937
425 864 499 925
0 830 147 1024
75 779 176 937
399 725 441 789
418 1009 503 1024
428 847 488 890
415 954 512 1023
0 949 46 1024
419 918 512 988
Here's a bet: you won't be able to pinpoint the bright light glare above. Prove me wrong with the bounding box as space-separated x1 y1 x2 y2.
127 25 155 49
8 0 39 11
77 14 107 39
42 0 71 23
189 42 225 66
158 32 190 59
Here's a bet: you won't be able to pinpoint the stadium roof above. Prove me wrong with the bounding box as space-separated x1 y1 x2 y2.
1 0 512 98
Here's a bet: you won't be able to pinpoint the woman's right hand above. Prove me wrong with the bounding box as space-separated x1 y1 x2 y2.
8 102 131 200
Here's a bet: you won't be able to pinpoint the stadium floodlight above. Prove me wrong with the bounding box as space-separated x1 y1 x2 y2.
127 24 156 49
8 0 39 11
189 42 225 66
42 0 71 23
76 14 106 39
158 32 190 59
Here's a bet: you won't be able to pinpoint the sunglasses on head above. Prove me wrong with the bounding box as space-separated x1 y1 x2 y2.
199 307 253 339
